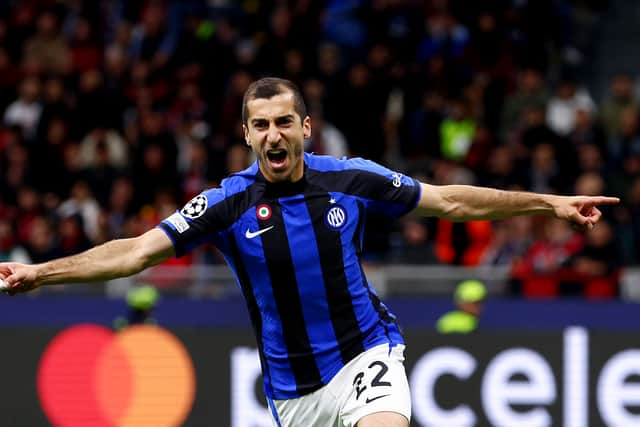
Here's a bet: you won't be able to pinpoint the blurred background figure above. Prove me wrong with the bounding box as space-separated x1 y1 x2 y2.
436 279 487 334
113 284 159 331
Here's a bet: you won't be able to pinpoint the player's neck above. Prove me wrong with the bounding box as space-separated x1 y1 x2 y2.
258 159 305 184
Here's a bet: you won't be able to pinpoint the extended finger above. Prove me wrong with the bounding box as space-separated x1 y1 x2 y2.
587 196 620 205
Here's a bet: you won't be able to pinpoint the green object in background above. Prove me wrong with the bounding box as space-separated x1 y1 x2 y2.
437 280 486 334
126 285 159 311
436 310 478 334
440 118 476 161
454 279 486 303
196 20 215 40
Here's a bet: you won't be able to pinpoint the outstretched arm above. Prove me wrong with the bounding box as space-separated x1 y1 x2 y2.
413 182 619 229
0 228 175 295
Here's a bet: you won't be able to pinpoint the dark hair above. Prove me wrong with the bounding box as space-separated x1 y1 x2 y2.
242 77 307 125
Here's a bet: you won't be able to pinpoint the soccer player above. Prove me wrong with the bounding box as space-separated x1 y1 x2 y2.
0 78 619 427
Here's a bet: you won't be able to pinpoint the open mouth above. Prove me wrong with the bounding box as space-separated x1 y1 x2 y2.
266 149 288 168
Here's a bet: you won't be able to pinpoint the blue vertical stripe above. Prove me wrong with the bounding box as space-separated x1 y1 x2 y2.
280 194 342 382
234 211 298 395
341 194 403 349
267 397 283 427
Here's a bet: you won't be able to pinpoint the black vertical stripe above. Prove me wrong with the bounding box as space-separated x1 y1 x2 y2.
353 201 398 330
305 194 365 365
352 201 365 255
259 202 322 395
228 233 274 396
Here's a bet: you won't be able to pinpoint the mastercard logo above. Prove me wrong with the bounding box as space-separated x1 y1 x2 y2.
37 324 196 427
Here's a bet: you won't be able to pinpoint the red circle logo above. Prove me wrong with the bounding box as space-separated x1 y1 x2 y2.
256 204 272 220
37 324 196 427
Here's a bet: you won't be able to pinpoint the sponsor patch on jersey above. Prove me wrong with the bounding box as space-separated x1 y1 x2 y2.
325 205 347 230
181 194 208 219
166 212 190 233
391 172 403 188
256 204 272 220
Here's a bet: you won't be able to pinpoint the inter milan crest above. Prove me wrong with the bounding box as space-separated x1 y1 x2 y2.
325 205 347 230
181 194 208 219
256 204 272 220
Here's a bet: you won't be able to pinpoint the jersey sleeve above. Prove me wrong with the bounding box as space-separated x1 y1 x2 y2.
157 189 224 257
345 157 422 217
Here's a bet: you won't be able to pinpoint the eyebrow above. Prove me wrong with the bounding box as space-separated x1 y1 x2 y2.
251 114 295 125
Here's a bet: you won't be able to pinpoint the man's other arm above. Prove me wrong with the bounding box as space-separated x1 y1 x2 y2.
413 182 619 230
0 228 175 294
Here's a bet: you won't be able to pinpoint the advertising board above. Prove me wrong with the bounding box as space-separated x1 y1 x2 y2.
0 327 638 426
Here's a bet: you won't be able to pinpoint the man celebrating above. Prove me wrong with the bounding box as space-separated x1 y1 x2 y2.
0 78 619 427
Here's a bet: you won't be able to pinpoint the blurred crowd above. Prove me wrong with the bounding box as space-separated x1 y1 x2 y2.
0 0 634 297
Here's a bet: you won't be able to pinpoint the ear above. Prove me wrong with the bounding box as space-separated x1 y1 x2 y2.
303 116 311 139
242 124 251 146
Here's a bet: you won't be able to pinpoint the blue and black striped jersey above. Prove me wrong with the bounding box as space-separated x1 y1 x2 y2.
158 153 421 399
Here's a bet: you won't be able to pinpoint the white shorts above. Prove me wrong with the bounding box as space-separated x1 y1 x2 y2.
269 343 411 427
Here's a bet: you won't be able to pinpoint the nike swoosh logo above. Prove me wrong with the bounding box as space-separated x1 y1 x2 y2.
245 226 274 239
365 394 390 404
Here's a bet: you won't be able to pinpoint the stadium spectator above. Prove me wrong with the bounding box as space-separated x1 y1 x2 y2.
57 214 92 258
430 160 493 266
305 107 348 158
0 46 22 113
417 10 469 64
79 126 128 171
513 217 584 276
32 117 71 197
600 73 638 139
624 177 640 262
132 110 179 207
478 145 526 190
57 180 101 243
527 143 567 194
545 76 596 137
22 11 70 76
67 16 102 74
128 1 179 72
0 218 29 263
436 279 486 334
3 76 41 141
607 105 640 169
82 139 121 206
481 216 533 266
501 68 549 141
113 284 160 330
179 139 212 201
568 107 607 155
333 63 387 162
567 219 620 290
35 76 70 142
390 216 438 264
24 215 59 264
439 97 476 162
106 176 136 240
